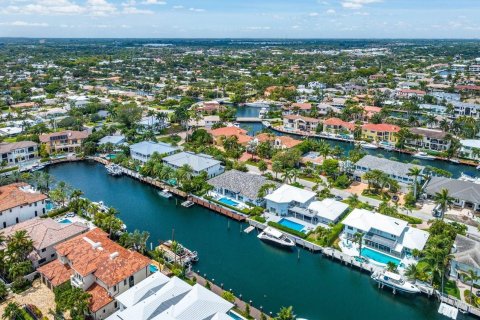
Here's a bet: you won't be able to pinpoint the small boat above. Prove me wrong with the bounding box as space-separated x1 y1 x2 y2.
262 120 271 128
379 142 395 151
371 270 420 294
245 100 271 108
181 200 194 208
412 152 436 160
476 165 480 170
360 142 379 150
449 158 460 164
257 227 295 249
106 163 123 176
158 240 198 266
158 188 172 199
259 107 268 119
459 172 480 184
92 200 109 213
232 122 240 128
30 164 45 172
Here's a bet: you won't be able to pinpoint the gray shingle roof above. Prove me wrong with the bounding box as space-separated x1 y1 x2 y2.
163 151 220 172
453 234 480 269
130 141 179 156
207 170 279 200
355 155 425 178
425 176 480 204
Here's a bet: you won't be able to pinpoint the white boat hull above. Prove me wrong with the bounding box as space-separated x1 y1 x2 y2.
371 273 420 294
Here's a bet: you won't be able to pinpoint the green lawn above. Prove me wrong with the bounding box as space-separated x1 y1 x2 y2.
444 280 461 299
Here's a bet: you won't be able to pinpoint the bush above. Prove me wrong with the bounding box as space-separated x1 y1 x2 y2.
267 221 307 239
253 216 266 223
46 206 70 218
11 278 31 294
0 166 18 174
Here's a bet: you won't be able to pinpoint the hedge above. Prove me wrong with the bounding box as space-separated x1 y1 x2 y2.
267 221 307 239
47 206 70 218
0 166 19 174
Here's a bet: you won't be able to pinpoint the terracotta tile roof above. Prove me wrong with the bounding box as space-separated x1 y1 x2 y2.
398 89 426 95
0 183 47 212
275 136 302 148
0 141 37 154
254 133 275 143
291 103 312 110
362 106 382 113
456 85 480 91
39 130 90 143
210 127 253 144
1 218 88 251
11 102 36 109
361 123 400 133
54 228 151 287
87 283 113 313
37 259 73 287
323 117 355 130
283 115 321 123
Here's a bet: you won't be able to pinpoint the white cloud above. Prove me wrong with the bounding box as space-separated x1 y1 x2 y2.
309 12 319 17
87 0 117 16
341 0 381 10
141 0 166 4
0 20 49 27
245 26 271 30
326 9 336 15
189 7 205 12
122 6 154 14
2 0 86 15
172 5 184 9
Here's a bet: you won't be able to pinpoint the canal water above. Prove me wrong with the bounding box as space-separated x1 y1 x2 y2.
47 161 465 320
236 106 476 179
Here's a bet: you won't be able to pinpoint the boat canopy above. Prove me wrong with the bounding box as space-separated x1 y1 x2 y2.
384 271 402 281
264 227 283 238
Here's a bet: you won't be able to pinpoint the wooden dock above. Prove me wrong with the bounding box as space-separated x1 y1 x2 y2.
188 196 246 222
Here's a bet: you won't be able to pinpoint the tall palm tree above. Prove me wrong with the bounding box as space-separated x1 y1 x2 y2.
464 270 480 302
176 164 194 187
404 263 419 281
407 166 423 199
275 306 295 320
434 188 454 220
2 302 22 320
272 161 283 180
353 232 364 258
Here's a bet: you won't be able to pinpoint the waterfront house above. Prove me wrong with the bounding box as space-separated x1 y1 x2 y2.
197 101 224 114
1 217 88 268
98 135 126 147
283 115 321 133
418 104 447 115
288 198 349 227
361 123 400 144
396 89 426 99
208 169 280 206
39 130 90 154
450 235 480 285
342 208 429 258
451 101 480 119
162 151 224 178
264 184 316 216
353 155 425 185
424 176 480 212
460 139 480 160
129 141 179 164
0 183 48 229
137 116 169 133
203 115 221 128
254 133 302 150
38 228 152 320
0 141 38 165
105 272 235 320
210 126 253 146
407 128 450 152
322 117 355 135
361 106 382 121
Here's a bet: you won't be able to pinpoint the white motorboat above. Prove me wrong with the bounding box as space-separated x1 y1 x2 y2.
232 122 240 128
476 165 480 170
360 142 379 150
449 158 460 164
371 270 420 294
259 107 268 119
257 227 295 249
158 188 173 199
412 152 436 160
106 163 123 176
379 142 395 151
262 120 271 128
459 172 480 184
30 164 45 172
181 200 194 207
245 100 271 108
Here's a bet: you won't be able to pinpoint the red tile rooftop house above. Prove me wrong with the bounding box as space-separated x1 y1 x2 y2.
38 228 151 320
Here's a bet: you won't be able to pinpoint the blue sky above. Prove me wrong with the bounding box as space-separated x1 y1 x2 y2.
0 0 479 38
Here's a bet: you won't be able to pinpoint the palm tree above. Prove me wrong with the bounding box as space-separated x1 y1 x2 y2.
272 161 283 180
407 166 423 199
281 169 292 183
464 270 480 303
275 306 295 320
346 194 360 208
353 232 364 258
434 188 454 220
257 183 278 198
404 263 419 281
176 164 194 187
2 302 22 320
386 261 398 273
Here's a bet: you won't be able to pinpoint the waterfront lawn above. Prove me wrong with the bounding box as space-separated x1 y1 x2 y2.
159 134 182 145
361 189 391 201
444 280 460 299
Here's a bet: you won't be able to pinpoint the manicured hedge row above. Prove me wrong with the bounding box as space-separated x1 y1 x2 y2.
267 221 307 239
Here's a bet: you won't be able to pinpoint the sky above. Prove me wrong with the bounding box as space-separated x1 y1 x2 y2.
0 0 479 38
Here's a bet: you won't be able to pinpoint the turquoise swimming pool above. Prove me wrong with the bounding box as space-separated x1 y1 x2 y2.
278 218 305 232
149 264 159 273
219 197 239 207
361 247 401 265
58 219 72 224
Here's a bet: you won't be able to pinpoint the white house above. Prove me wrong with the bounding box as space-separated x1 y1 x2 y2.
162 152 224 178
0 183 48 229
264 184 316 216
460 139 480 160
342 208 429 258
0 141 38 165
308 198 349 226
130 141 179 164
98 135 126 146
106 272 235 320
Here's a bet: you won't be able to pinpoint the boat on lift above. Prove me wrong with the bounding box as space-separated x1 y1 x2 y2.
106 163 123 176
257 227 295 249
158 188 173 199
459 172 480 184
379 141 395 151
412 152 436 160
371 270 420 294
30 163 46 172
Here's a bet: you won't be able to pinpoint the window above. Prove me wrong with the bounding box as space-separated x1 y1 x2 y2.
41 248 46 252
124 279 127 286
16 217 19 223
114 302 118 309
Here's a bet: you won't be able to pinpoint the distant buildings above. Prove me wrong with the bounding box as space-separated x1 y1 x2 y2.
162 151 224 178
210 127 253 145
0 141 38 165
460 139 480 160
38 228 152 320
129 141 179 164
39 130 90 154
0 183 48 229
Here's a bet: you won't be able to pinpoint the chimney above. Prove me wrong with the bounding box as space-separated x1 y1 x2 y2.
109 252 119 260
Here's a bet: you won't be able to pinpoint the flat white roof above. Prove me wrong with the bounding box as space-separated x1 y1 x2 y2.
461 139 480 149
115 271 170 308
308 198 349 221
264 184 316 204
399 226 429 251
342 208 407 237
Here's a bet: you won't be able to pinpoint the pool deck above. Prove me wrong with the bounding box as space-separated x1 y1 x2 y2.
264 213 317 232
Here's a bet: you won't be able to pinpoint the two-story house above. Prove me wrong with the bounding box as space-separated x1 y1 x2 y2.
361 123 400 144
38 228 152 320
0 141 38 165
407 128 451 152
264 184 316 216
283 115 321 133
0 183 48 229
162 151 224 178
322 117 355 135
129 141 179 164
39 130 90 154
342 208 429 258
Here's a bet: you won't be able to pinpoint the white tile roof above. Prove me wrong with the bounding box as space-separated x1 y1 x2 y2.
264 184 316 204
130 141 179 156
308 198 349 222
399 227 429 251
342 208 407 237
163 152 221 172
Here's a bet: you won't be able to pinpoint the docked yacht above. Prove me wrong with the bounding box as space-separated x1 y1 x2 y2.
371 270 420 294
379 141 395 151
360 142 379 150
258 227 295 248
262 120 271 128
106 163 123 176
245 100 271 108
412 152 435 160
259 107 268 119
459 172 480 184
30 163 46 172
158 188 173 199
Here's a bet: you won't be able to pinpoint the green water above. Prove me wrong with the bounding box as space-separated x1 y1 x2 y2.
47 161 465 320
